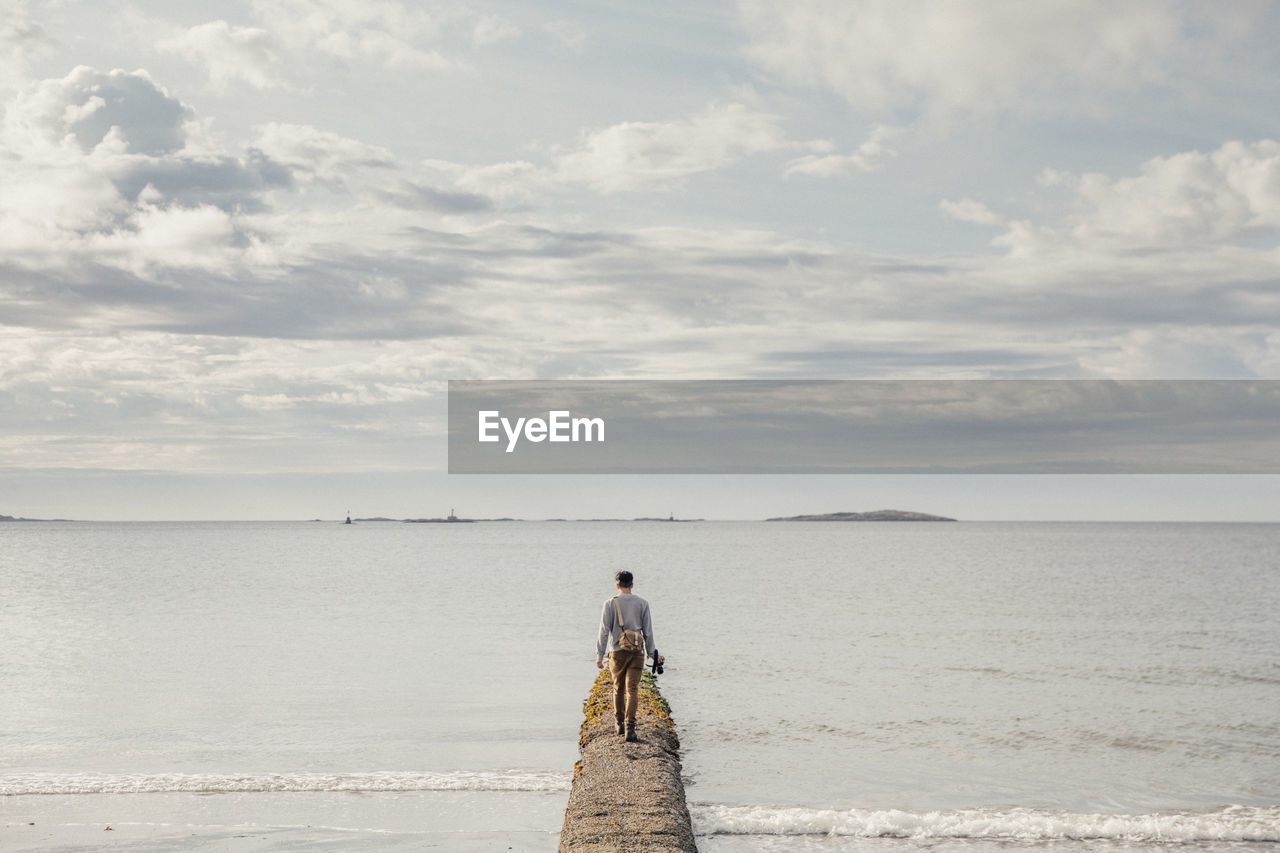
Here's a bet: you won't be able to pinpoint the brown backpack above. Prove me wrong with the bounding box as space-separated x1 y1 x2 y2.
614 597 645 652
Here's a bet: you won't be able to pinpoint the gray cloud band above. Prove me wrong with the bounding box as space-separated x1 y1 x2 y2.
448 380 1280 474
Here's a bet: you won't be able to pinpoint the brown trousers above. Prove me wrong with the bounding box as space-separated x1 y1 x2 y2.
608 649 645 724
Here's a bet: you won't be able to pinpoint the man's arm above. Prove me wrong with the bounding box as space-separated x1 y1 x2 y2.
595 599 612 668
641 602 658 662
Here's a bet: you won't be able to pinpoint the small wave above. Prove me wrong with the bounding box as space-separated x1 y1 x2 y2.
691 804 1280 843
1 770 571 796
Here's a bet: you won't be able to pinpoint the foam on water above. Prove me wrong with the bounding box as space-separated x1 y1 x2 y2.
691 804 1280 843
0 770 571 796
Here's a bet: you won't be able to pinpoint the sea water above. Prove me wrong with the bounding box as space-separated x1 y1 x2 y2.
2 520 1277 851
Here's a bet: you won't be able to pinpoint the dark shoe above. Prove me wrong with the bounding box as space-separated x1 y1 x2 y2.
615 720 625 735
625 723 637 742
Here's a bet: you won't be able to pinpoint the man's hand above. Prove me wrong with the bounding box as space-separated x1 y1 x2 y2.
596 659 604 669
656 655 664 666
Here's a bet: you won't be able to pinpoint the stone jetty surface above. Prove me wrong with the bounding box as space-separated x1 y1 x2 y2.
558 668 697 852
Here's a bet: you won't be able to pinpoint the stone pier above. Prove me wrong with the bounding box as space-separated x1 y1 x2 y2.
557 668 697 852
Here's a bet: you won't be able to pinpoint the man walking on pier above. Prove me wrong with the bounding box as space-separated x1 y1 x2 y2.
596 571 663 742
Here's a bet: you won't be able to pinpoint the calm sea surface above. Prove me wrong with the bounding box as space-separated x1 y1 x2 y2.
2 520 1278 851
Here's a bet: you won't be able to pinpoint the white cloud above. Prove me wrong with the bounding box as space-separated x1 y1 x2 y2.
738 0 1227 118
0 67 292 277
353 28 456 70
237 393 296 411
87 202 242 276
544 20 586 52
966 140 1280 255
453 160 547 202
249 0 462 71
0 0 47 89
420 157 552 205
428 102 810 198
472 14 520 47
5 66 189 156
784 124 899 178
0 329 453 472
1078 328 1274 379
357 274 408 300
254 122 394 184
555 103 793 192
12 0 1280 501
1061 140 1280 249
425 105 859 200
6 68 1276 391
6 205 1280 481
159 21 283 90
939 198 1007 226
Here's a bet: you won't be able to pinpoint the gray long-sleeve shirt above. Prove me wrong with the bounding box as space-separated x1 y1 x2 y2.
596 593 657 661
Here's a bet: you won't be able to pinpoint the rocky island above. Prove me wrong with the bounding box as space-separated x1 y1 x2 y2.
767 509 957 522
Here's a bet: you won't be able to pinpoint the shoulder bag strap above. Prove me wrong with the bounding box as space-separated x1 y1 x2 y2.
614 595 625 629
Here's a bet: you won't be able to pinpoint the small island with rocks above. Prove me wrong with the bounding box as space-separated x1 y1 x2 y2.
767 509 957 522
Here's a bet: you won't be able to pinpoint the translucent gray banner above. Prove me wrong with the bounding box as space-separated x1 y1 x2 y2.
447 380 1280 474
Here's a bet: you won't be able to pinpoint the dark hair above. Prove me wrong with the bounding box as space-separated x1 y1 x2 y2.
615 570 634 588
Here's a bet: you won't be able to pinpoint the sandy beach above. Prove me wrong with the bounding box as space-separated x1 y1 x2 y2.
4 790 564 852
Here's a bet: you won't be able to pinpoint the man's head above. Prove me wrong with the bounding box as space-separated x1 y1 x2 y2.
615 570 634 590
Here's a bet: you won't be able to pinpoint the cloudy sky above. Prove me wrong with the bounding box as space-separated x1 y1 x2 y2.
3 1 1279 520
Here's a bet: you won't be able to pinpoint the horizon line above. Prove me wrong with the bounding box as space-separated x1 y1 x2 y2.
4 517 1278 524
